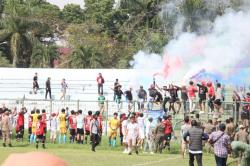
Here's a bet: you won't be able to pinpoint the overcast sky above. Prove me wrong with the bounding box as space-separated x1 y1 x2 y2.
47 0 85 9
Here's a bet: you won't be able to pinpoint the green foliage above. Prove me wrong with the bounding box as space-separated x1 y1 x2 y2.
62 4 85 24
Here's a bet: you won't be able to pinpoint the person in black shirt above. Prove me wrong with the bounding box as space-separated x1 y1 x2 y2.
33 73 39 94
45 77 51 100
137 86 147 111
125 88 133 112
197 81 208 113
113 79 119 101
167 84 181 115
111 85 123 112
181 86 189 115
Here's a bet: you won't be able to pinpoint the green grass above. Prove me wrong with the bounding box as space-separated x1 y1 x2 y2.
0 136 237 166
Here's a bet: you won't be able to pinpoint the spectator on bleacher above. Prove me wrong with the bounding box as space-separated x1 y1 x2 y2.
45 77 51 100
181 86 188 114
187 81 198 113
98 93 105 115
124 87 133 112
207 82 216 112
215 83 223 101
113 79 120 101
197 81 208 114
96 73 105 95
33 73 39 94
112 85 123 112
60 79 68 101
137 86 147 112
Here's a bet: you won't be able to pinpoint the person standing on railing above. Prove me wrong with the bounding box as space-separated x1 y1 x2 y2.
96 73 105 95
60 79 68 101
181 86 189 115
188 81 198 113
45 77 51 100
113 79 120 101
98 93 105 115
207 82 216 112
137 86 147 112
124 87 133 112
33 73 39 94
233 91 241 123
197 81 208 114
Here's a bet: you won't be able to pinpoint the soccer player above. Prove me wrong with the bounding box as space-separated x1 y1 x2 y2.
108 112 120 147
16 107 27 141
58 109 67 144
69 110 77 143
76 110 84 144
162 115 173 151
121 115 128 153
41 109 47 141
126 116 139 155
28 110 35 142
50 113 58 144
137 113 145 149
84 111 93 144
36 115 45 149
30 109 40 144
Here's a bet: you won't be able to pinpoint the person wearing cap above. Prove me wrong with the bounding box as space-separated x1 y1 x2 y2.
126 116 139 155
0 111 12 147
234 124 250 166
209 123 230 166
144 117 154 154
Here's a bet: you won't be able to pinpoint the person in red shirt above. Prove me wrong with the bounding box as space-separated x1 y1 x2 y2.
16 107 27 141
41 109 47 141
69 110 77 143
207 82 215 111
162 115 173 151
96 73 105 94
245 93 250 111
84 111 93 144
36 115 45 149
188 81 198 113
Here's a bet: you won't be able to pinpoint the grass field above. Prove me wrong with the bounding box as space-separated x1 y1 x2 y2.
0 136 238 166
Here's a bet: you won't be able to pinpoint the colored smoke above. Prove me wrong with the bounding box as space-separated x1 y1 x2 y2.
131 1 250 86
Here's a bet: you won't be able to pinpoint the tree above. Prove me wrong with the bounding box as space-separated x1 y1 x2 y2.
62 4 85 24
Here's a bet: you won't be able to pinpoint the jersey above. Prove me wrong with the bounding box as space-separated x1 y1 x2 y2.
109 118 120 131
84 115 93 131
76 114 84 129
69 115 77 129
42 113 47 127
97 115 103 131
36 121 45 136
122 120 128 135
127 122 139 138
59 113 66 128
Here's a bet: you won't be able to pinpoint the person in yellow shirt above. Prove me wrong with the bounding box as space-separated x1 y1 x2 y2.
58 109 67 144
30 109 40 144
108 112 120 147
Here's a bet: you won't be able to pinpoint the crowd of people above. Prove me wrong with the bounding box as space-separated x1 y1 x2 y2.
0 73 250 166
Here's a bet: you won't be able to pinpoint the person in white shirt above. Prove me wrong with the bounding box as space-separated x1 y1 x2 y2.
137 113 145 149
144 117 154 154
126 116 139 155
121 116 128 153
215 83 223 100
50 113 58 144
76 110 84 144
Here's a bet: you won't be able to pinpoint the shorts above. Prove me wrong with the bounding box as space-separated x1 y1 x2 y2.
139 128 145 139
199 98 206 104
44 127 47 134
85 130 90 135
60 127 67 134
127 136 137 146
32 126 36 134
50 130 57 139
70 129 76 135
164 134 171 141
108 130 117 138
36 134 44 140
77 128 84 135
123 135 128 144
28 127 32 134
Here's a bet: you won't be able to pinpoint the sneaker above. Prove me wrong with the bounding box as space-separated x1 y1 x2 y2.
135 151 139 155
128 152 132 155
3 143 6 147
123 150 127 154
150 152 154 155
8 144 12 147
200 111 204 114
42 145 46 149
36 144 38 149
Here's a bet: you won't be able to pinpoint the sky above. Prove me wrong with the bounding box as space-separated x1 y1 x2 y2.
47 0 85 9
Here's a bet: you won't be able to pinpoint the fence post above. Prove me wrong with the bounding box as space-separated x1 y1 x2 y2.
50 100 53 114
77 100 80 111
133 100 136 112
105 100 109 136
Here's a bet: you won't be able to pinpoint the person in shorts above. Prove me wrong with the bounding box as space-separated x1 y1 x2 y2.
69 110 77 143
197 81 208 113
36 115 45 149
126 116 139 155
84 111 93 144
50 113 57 144
58 109 67 144
108 112 120 147
76 110 84 144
